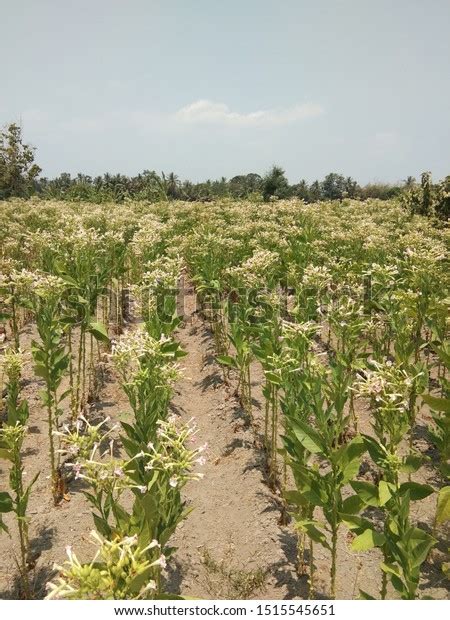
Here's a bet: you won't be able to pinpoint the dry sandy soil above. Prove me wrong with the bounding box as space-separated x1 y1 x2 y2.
0 287 448 600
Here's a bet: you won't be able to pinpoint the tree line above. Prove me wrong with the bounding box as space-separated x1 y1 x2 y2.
0 122 448 217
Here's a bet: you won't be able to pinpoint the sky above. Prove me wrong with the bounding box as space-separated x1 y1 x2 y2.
1 0 449 184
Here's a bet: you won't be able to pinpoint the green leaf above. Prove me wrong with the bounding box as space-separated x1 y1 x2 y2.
422 394 450 414
265 371 281 386
380 562 402 580
296 520 331 551
400 454 424 474
58 388 72 403
284 490 309 508
405 527 436 567
128 566 155 594
378 480 393 506
336 435 366 482
436 486 450 525
350 480 379 507
341 494 364 514
290 419 325 454
87 321 109 343
399 482 434 501
33 364 49 381
351 528 386 551
341 514 373 531
216 355 237 368
0 492 13 514
362 434 388 467
92 513 111 538
0 448 13 462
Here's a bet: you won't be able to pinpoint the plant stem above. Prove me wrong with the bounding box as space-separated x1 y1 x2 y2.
10 291 20 350
330 523 338 599
309 538 314 599
68 327 76 421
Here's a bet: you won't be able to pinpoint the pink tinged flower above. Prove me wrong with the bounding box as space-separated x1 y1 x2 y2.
155 554 167 569
148 539 160 549
198 442 208 453
169 477 178 488
114 467 124 478
73 463 82 479
196 456 206 466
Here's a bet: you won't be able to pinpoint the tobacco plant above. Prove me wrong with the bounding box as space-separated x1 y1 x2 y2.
0 349 38 597
46 531 169 600
349 361 436 599
283 357 365 598
30 273 70 503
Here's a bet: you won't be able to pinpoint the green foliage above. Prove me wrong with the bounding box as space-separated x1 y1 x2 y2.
0 349 38 596
402 171 450 219
262 165 291 201
0 123 41 199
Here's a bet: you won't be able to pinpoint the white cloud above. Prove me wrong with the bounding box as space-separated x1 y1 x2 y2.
174 99 324 127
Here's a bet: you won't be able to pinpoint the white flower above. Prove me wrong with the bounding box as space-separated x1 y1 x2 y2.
148 539 160 549
153 554 167 569
144 580 157 592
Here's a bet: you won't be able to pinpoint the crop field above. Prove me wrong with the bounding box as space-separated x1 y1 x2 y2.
0 197 448 600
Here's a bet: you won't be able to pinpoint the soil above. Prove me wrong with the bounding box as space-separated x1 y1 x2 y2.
0 287 448 600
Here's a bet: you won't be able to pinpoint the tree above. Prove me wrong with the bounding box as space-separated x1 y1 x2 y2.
321 172 346 200
262 165 291 201
344 176 359 198
309 180 322 202
0 123 41 199
435 175 450 219
229 172 262 198
401 171 438 217
403 176 416 188
162 172 180 200
291 179 310 201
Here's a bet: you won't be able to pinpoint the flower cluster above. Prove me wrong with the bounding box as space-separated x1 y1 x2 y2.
1 348 26 383
143 417 206 488
46 531 166 600
56 415 118 461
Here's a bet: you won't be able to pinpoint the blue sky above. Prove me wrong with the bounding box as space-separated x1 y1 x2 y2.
1 0 449 183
